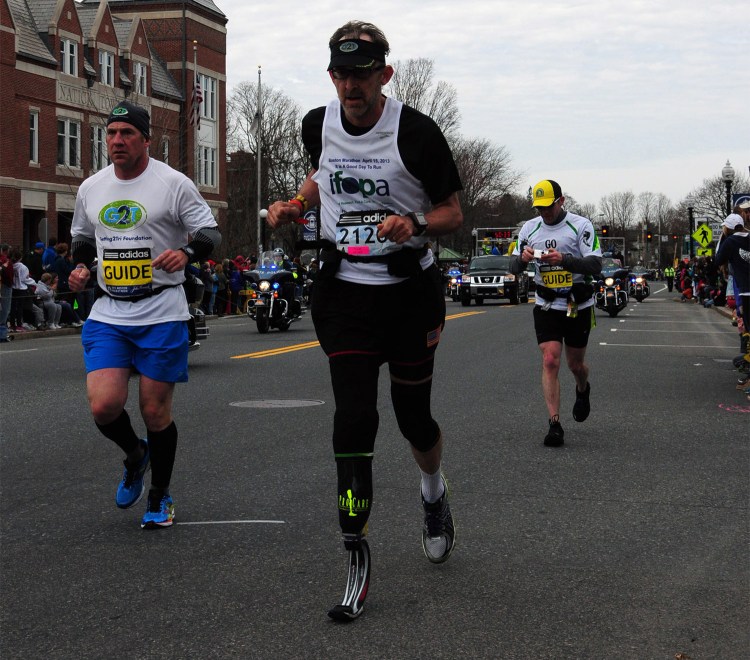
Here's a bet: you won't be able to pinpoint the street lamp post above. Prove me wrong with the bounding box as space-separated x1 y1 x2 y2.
721 160 735 216
686 195 696 259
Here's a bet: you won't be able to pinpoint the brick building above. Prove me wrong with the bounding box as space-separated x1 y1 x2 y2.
0 0 228 251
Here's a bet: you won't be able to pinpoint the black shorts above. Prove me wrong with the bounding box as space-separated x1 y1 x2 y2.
311 265 446 369
533 304 595 348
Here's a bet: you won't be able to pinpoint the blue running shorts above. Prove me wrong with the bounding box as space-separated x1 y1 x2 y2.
82 320 189 382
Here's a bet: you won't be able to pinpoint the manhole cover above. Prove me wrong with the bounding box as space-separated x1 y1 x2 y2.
230 399 326 409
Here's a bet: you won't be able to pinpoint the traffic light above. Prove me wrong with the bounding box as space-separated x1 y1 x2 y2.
646 230 653 241
672 233 678 241
601 225 609 236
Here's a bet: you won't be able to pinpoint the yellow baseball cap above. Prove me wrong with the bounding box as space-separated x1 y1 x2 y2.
531 180 563 207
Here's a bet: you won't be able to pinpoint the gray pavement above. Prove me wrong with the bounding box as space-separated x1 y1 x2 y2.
1 285 748 659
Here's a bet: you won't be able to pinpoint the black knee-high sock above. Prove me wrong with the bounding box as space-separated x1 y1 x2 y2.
96 410 140 458
148 422 178 491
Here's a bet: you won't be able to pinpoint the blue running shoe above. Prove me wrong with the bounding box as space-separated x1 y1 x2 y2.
141 490 175 529
115 440 150 509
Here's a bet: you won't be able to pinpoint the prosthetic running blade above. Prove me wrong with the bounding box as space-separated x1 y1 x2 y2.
327 538 371 622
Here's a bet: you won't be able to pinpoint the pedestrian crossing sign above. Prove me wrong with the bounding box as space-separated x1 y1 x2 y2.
692 223 712 247
697 247 713 256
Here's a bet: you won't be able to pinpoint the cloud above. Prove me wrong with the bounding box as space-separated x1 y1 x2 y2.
220 0 748 206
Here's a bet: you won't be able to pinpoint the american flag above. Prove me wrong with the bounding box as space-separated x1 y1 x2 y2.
190 76 203 128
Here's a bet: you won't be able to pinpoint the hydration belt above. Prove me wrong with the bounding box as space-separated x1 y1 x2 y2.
96 282 182 303
536 282 594 303
315 240 429 279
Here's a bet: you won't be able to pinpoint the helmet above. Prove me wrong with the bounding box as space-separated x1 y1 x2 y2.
273 248 284 256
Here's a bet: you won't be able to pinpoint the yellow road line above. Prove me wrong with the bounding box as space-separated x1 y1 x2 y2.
232 312 484 359
446 311 486 320
232 340 321 360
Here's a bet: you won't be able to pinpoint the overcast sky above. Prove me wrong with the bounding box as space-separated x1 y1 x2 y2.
217 0 748 208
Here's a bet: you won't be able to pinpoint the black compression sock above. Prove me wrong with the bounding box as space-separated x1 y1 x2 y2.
95 410 141 458
148 422 178 490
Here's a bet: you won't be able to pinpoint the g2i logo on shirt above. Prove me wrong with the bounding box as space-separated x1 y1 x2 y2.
98 200 147 231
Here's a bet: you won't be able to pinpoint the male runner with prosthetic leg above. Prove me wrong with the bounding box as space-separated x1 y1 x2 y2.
266 20 463 620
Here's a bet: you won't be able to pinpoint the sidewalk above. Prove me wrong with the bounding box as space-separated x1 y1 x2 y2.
4 325 82 341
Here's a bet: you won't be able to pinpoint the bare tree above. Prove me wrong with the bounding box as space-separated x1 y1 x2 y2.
226 82 310 256
566 198 597 222
446 137 523 252
599 191 637 235
684 173 750 221
637 191 672 236
387 58 461 140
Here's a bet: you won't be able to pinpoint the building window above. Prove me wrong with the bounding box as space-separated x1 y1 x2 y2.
199 74 217 121
92 125 109 172
57 119 80 168
199 147 216 187
99 50 115 86
161 138 169 166
60 38 78 76
30 111 39 163
134 62 147 95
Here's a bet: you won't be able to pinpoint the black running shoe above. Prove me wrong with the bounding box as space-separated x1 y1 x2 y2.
544 416 565 447
572 382 591 422
328 535 371 622
421 475 455 564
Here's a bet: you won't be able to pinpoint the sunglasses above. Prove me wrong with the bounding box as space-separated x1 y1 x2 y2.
330 66 384 81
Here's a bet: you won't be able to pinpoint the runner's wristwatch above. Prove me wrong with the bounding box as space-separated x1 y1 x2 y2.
180 246 196 261
407 212 428 236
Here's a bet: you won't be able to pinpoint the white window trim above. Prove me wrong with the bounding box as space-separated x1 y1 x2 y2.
161 137 169 166
134 61 147 95
60 38 78 77
29 110 39 164
57 118 81 170
99 50 115 87
91 124 109 173
199 146 216 188
199 74 217 121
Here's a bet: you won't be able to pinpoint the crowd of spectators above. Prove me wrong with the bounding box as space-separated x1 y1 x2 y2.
0 238 86 340
1 242 321 341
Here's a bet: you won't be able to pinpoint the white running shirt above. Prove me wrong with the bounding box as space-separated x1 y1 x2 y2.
72 158 217 325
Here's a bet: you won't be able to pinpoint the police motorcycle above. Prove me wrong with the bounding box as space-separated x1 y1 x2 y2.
245 249 303 333
595 276 628 317
628 274 650 302
445 262 463 301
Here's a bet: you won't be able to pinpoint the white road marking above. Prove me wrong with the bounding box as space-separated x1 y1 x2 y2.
599 342 736 349
177 520 286 526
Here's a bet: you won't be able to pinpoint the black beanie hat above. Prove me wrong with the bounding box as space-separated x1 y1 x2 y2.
107 101 150 138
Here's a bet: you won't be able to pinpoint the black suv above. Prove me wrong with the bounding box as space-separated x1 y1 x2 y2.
460 255 530 306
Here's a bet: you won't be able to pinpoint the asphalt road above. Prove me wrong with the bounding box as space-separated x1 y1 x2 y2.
1 285 748 659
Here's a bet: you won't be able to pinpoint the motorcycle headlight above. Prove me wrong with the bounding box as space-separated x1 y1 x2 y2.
604 277 614 286
450 278 457 284
259 281 271 292
504 274 516 282
636 276 644 283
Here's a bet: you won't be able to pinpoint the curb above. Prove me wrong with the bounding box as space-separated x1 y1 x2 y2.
3 313 226 342
5 326 82 341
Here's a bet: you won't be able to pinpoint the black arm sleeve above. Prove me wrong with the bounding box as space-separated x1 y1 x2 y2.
71 235 97 268
561 254 603 275
301 107 326 170
186 227 222 261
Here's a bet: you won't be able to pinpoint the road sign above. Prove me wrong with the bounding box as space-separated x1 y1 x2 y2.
697 247 713 257
692 223 712 247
